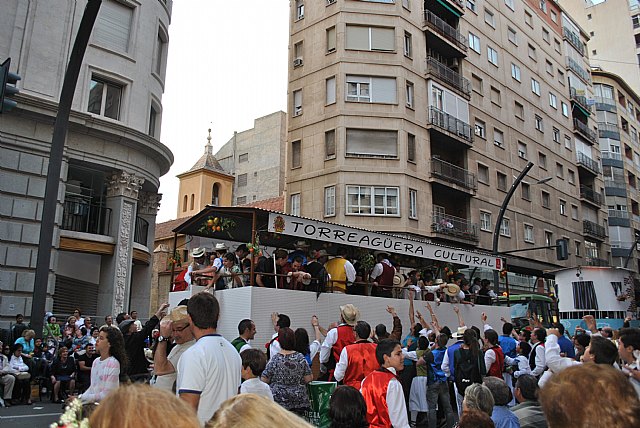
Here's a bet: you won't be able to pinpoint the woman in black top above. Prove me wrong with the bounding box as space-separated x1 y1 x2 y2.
50 346 76 403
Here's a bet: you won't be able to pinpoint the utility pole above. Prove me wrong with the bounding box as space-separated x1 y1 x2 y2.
31 0 102 336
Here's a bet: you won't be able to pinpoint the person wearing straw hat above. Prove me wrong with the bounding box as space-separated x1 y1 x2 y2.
185 247 207 286
152 305 195 392
194 243 228 289
319 304 359 380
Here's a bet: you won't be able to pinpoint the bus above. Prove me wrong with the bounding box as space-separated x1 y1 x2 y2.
497 294 557 329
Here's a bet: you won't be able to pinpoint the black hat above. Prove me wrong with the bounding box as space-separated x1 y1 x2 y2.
118 319 135 335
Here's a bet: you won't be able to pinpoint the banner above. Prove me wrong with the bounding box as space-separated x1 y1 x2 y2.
268 213 500 270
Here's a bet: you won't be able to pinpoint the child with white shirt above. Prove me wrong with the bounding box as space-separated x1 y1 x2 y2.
240 348 273 400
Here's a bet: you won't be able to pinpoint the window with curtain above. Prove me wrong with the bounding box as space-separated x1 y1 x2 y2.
346 129 397 158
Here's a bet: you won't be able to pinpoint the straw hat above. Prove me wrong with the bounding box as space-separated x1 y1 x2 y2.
214 243 228 251
340 304 360 326
444 283 461 297
451 326 468 339
164 305 189 323
393 273 404 287
315 249 329 257
294 240 310 249
191 247 206 258
433 278 445 285
374 250 390 258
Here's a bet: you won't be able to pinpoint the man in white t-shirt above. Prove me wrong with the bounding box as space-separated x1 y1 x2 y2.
152 305 195 392
177 292 242 425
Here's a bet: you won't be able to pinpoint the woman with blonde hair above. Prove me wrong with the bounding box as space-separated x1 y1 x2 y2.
208 393 315 428
89 384 200 428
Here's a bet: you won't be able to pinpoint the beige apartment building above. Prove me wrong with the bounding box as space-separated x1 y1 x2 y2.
285 0 608 278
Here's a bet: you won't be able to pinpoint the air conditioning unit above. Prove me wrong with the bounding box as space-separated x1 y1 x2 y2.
293 58 303 67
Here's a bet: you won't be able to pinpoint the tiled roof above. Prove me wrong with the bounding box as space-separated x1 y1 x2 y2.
188 153 230 175
155 216 192 240
238 196 284 211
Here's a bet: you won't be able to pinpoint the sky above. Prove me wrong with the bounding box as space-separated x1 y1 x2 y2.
156 1 289 222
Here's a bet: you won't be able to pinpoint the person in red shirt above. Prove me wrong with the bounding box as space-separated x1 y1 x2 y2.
334 321 377 388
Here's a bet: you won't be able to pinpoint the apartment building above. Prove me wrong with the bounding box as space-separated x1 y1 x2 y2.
594 70 640 272
285 0 608 277
0 0 173 325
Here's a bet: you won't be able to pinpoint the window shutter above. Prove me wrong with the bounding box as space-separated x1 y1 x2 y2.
94 2 133 52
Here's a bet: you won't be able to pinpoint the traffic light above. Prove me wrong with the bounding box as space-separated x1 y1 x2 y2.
1 58 21 114
556 238 569 261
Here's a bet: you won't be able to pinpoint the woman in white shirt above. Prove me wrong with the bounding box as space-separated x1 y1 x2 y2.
9 343 31 405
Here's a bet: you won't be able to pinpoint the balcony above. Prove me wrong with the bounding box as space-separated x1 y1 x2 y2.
598 122 621 140
563 27 585 56
566 56 591 84
429 157 477 191
595 96 617 113
576 151 600 175
573 119 597 144
426 57 470 97
428 106 473 145
570 87 591 114
585 257 609 267
604 179 628 197
431 212 479 242
61 200 111 236
608 209 631 227
424 0 465 17
423 10 468 54
583 220 607 240
611 241 636 258
579 185 603 206
134 216 149 246
601 151 623 168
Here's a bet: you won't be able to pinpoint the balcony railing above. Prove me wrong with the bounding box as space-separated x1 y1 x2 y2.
563 26 585 56
608 209 630 219
579 185 603 205
611 240 637 249
595 96 617 112
573 119 598 144
570 87 591 113
134 216 149 246
423 10 468 52
430 157 477 190
598 122 621 140
426 57 471 96
583 220 607 239
576 151 600 175
431 213 478 242
61 200 111 236
585 257 609 267
428 106 473 143
566 56 591 83
601 151 622 161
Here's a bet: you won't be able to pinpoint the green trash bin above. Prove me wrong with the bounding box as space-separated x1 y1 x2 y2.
304 381 337 427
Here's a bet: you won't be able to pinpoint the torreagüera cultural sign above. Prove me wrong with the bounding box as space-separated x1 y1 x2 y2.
268 213 500 270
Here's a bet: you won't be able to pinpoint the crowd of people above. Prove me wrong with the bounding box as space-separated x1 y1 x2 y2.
179 242 499 305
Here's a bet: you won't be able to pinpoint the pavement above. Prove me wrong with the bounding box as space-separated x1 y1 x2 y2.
0 401 63 428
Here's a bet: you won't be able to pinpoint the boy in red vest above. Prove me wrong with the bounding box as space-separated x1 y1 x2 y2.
361 339 410 428
334 321 378 388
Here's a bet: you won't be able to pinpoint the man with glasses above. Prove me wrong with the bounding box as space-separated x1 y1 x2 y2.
152 305 195 392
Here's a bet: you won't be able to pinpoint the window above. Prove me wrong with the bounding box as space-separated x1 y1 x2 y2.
475 119 486 138
346 25 395 51
239 153 249 163
515 101 524 119
494 129 504 147
564 135 571 150
472 74 483 93
154 29 168 76
542 190 550 208
93 1 133 52
528 44 537 61
633 14 640 29
524 224 534 243
572 281 598 310
293 41 304 65
487 46 499 66
538 151 546 168
572 204 579 220
539 0 547 12
469 33 481 53
325 130 336 159
290 193 300 216
409 189 418 219
561 102 569 117
324 186 336 217
556 162 564 178
346 129 398 158
544 231 553 246
237 196 247 205
480 211 492 231
549 93 557 109
88 77 123 120
568 169 575 184
403 31 412 57
500 218 511 237
542 28 550 44
513 139 526 158
525 11 533 28
291 140 301 168
327 26 336 52
553 127 560 143
545 60 553 76
535 115 544 132
531 78 541 96
558 69 565 85
238 173 248 187
485 9 496 27
403 0 411 9
293 89 302 116
406 81 414 108
508 27 518 45
478 164 489 183
148 104 159 138
554 38 561 53
467 0 477 13
575 240 581 256
559 199 567 215
346 75 396 103
522 182 531 200
551 10 558 22
497 172 507 191
326 76 336 105
511 63 521 81
505 0 514 10
346 185 399 215
295 0 304 20
407 133 416 162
